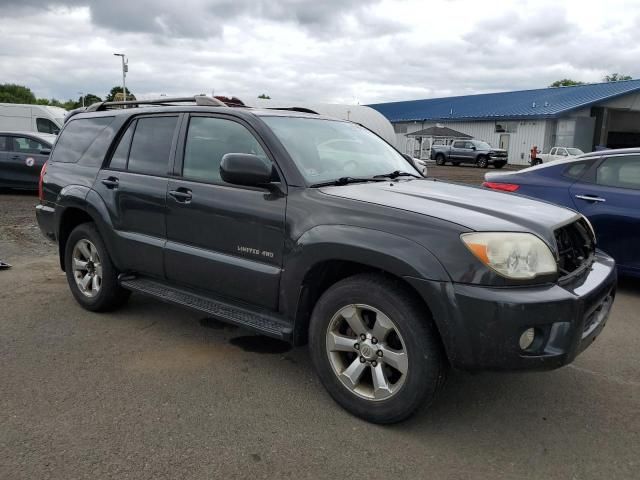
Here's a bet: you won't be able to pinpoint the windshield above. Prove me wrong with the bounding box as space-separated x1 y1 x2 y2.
567 148 584 155
474 141 492 149
261 116 417 184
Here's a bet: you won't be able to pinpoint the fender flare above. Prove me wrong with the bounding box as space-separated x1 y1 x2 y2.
282 225 450 334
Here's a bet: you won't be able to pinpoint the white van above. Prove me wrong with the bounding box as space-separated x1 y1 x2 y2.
0 103 67 135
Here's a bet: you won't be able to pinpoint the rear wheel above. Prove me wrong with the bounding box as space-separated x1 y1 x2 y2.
309 274 446 424
435 154 446 166
64 223 130 312
477 156 489 168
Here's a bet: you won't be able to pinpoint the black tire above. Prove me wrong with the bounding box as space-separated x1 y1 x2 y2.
64 222 130 312
476 156 489 168
309 274 447 424
435 154 445 166
494 162 506 169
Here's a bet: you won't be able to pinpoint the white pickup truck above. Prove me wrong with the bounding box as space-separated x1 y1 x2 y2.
532 146 584 165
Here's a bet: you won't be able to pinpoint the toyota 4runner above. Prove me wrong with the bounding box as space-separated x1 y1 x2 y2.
36 96 616 423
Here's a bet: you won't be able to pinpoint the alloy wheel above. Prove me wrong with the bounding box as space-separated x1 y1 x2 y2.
325 304 408 401
72 239 102 298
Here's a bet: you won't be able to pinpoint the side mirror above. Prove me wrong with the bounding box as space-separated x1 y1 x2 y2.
220 153 272 187
40 148 52 155
402 153 413 162
471 145 477 151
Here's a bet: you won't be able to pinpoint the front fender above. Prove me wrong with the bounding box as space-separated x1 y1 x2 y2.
281 224 450 319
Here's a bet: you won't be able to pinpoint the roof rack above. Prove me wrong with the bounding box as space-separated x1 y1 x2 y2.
85 95 227 112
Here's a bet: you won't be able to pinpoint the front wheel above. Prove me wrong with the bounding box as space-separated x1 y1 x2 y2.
309 274 446 424
435 154 446 166
476 156 489 168
64 223 130 312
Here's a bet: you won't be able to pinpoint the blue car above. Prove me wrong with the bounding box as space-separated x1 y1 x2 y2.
483 148 640 277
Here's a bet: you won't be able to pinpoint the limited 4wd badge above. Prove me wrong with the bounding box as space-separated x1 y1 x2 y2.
237 245 274 259
25 157 35 167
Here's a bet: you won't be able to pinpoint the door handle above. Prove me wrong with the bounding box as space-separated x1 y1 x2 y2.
169 188 192 203
10 155 21 160
101 177 119 189
575 194 606 203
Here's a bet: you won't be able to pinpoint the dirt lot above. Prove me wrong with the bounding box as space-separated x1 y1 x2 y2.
1 171 639 479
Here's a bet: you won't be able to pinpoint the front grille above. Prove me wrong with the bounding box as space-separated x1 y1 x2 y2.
554 218 596 279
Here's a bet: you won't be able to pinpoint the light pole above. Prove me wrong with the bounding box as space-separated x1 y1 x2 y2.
113 53 128 101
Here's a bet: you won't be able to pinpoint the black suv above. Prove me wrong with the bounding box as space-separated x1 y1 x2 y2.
36 96 616 423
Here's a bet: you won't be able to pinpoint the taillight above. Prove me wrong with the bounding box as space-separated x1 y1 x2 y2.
482 181 520 192
39 161 48 201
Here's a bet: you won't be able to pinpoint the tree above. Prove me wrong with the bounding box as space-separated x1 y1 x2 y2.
549 79 585 87
603 73 632 82
105 86 135 102
0 83 37 104
258 93 271 99
77 93 102 107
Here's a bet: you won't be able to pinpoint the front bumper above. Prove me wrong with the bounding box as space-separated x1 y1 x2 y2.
406 251 617 371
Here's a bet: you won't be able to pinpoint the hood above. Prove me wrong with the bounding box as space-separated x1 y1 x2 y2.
320 179 579 245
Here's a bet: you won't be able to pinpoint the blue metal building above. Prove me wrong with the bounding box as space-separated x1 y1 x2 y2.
369 80 640 165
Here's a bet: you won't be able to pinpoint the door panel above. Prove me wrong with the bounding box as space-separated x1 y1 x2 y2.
164 115 285 310
94 170 168 277
0 136 48 188
569 155 640 271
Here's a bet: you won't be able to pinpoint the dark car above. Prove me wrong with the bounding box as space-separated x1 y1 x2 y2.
484 150 640 278
0 131 54 190
431 139 508 168
36 96 616 424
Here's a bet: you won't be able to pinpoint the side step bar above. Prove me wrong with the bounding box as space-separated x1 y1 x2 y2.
119 276 293 341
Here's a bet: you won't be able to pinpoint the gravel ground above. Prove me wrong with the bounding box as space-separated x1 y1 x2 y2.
1 177 639 480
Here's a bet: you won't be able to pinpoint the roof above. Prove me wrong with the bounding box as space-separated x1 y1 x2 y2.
368 79 640 122
406 125 471 138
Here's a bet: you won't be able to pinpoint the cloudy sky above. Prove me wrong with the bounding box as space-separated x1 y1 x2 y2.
1 0 639 104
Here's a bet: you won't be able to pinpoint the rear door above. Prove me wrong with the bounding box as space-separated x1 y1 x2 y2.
93 114 181 278
0 134 49 188
450 141 467 160
569 154 640 272
164 114 286 310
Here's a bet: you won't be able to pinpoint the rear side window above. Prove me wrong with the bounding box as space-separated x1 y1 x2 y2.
36 118 60 135
51 117 114 163
453 141 465 148
108 123 135 170
0 136 8 151
127 116 178 176
562 161 591 180
596 155 640 190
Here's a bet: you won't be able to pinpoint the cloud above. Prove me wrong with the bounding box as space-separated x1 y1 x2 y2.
0 0 638 105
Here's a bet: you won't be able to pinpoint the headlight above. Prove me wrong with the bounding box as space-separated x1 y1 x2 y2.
461 232 557 279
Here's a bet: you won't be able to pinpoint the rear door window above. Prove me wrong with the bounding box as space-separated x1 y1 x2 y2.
127 116 178 176
596 155 640 190
562 160 592 180
51 117 114 163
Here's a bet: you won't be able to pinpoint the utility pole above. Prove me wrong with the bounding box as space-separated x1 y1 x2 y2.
113 53 128 101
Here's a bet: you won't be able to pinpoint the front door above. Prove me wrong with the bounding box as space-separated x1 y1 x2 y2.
499 134 510 152
164 114 286 310
0 134 49 188
569 154 640 273
93 114 181 278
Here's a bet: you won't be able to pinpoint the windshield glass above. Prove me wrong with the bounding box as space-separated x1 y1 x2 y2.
567 148 584 155
261 116 416 184
474 141 492 149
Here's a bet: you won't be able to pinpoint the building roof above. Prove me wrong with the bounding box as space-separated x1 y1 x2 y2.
368 79 640 122
406 125 471 139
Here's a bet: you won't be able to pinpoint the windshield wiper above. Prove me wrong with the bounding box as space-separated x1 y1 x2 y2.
310 176 386 188
373 170 421 179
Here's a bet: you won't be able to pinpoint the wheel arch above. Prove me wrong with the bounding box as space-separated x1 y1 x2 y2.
283 225 450 347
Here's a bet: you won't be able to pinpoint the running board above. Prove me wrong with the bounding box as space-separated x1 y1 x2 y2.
119 276 293 341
